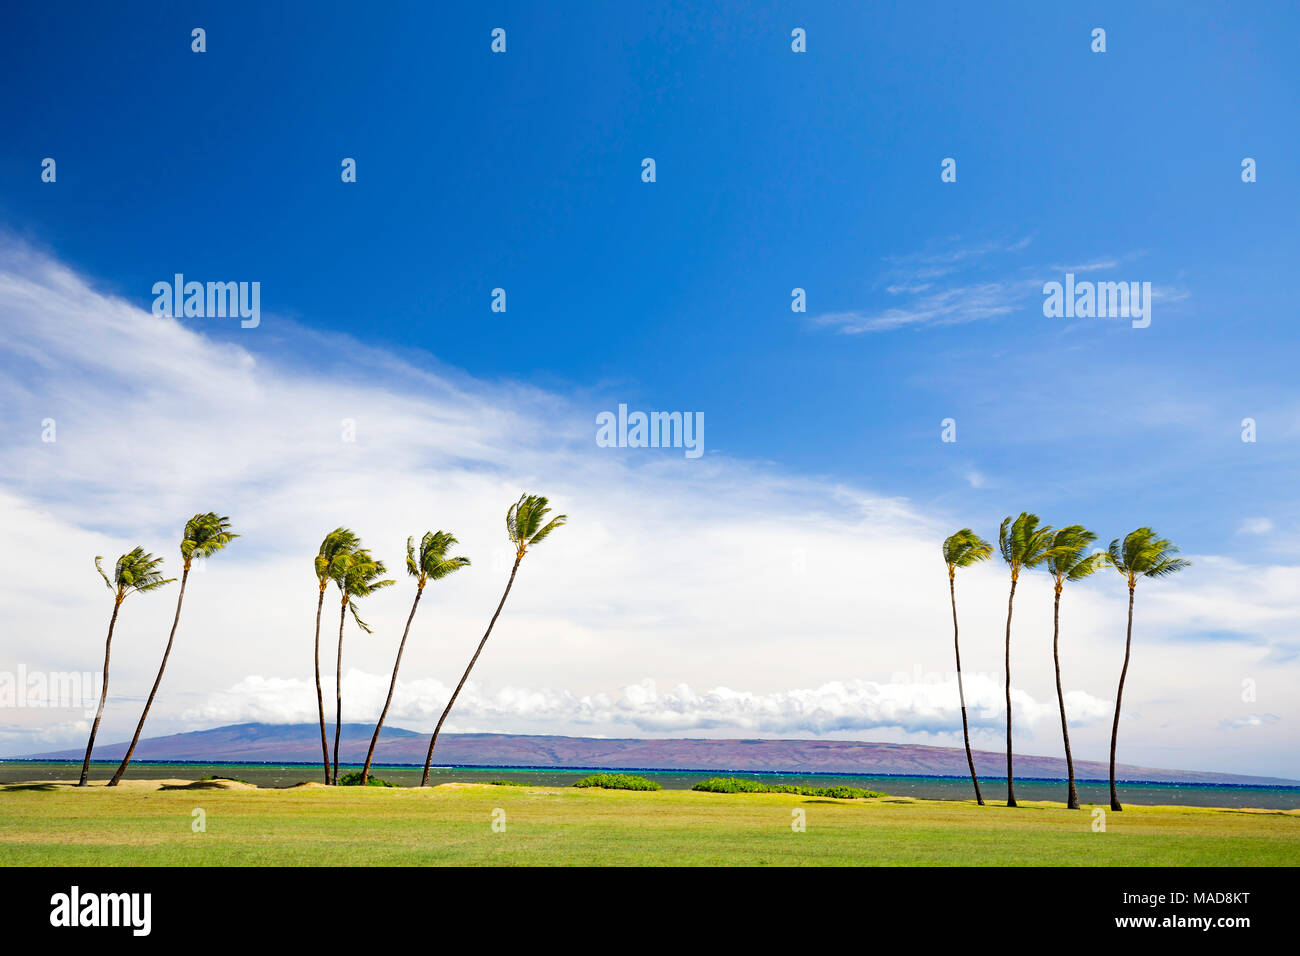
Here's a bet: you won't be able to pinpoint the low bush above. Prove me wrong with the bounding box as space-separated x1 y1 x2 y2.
691 777 884 799
572 773 662 791
486 779 527 787
338 771 395 787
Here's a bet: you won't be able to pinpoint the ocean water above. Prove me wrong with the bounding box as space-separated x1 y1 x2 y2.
4 761 1298 809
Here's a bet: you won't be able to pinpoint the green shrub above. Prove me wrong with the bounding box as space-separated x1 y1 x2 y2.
338 771 395 787
812 785 884 800
692 777 769 793
691 777 883 799
572 773 662 791
486 779 527 787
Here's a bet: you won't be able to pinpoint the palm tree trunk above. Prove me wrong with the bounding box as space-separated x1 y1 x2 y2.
1109 585 1135 811
313 586 330 784
421 557 522 787
949 575 983 805
1052 586 1079 809
108 568 190 787
361 588 423 785
333 599 347 785
1003 576 1018 807
78 599 121 787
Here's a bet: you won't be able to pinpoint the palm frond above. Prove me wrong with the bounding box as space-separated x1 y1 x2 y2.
181 512 238 564
408 529 471 583
94 556 113 591
1108 528 1191 583
347 600 373 634
336 548 394 631
506 497 523 545
340 549 395 598
943 529 992 569
1146 557 1191 578
507 493 567 556
427 555 471 580
1046 524 1100 582
316 527 360 583
1066 551 1106 581
105 546 176 600
999 513 1055 571
998 516 1014 565
528 514 567 547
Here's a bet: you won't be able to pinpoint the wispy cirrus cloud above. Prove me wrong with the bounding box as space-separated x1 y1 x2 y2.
811 280 1030 333
809 238 1189 334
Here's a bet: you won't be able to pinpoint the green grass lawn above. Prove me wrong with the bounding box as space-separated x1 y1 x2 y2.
1 781 1296 866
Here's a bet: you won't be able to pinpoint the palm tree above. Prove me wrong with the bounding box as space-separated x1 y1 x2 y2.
1105 528 1189 811
421 494 567 786
313 528 359 784
1044 525 1104 809
78 549 175 786
998 512 1055 807
330 548 394 784
108 514 238 787
360 531 470 785
942 529 992 806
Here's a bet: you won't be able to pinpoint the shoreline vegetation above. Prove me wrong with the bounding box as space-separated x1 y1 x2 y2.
13 756 1299 789
692 777 885 799
9 773 1297 809
573 773 662 790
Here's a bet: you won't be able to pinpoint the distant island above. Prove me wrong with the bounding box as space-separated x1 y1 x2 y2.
11 722 1296 787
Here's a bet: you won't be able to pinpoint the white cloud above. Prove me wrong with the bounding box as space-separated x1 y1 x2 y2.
182 673 1112 737
0 242 1294 777
1220 714 1280 730
1048 258 1121 272
811 280 1027 333
810 240 1186 335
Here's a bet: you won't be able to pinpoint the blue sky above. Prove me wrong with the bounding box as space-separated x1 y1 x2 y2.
1 3 1298 775
4 1 1298 554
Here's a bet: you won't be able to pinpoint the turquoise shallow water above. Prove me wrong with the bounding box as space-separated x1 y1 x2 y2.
5 761 1298 809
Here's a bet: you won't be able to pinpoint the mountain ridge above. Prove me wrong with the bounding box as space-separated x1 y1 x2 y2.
11 722 1296 786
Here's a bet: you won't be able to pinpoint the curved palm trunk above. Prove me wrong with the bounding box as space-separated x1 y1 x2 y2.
332 599 347 785
1052 586 1079 809
78 599 121 787
1109 585 1135 811
949 574 983 805
361 588 423 785
108 568 190 786
1003 576 1018 807
421 557 521 787
313 586 330 784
